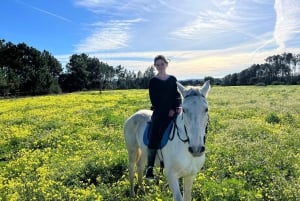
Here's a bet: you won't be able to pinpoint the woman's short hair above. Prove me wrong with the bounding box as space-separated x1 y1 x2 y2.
154 55 169 64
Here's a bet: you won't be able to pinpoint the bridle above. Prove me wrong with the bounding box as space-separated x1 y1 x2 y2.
169 93 209 145
157 93 209 170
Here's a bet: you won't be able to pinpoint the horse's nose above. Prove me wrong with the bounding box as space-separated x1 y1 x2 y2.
188 146 205 154
200 146 205 152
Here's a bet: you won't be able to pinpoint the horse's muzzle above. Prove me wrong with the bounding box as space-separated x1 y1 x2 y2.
188 146 205 157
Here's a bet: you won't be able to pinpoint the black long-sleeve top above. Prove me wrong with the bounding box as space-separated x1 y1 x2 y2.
149 75 182 118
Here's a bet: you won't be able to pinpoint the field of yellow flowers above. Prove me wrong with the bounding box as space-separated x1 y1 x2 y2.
0 86 299 200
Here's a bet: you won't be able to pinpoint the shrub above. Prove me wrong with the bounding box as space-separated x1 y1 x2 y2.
265 113 281 124
255 82 266 86
271 81 285 85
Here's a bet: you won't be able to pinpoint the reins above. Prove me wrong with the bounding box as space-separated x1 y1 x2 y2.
169 116 190 143
168 92 209 144
169 114 209 144
159 93 209 173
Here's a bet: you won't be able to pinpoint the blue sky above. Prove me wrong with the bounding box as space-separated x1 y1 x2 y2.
1 0 300 79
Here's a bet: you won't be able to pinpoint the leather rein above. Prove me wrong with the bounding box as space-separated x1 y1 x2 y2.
169 93 209 144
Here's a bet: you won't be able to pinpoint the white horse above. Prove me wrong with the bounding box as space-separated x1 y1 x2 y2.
124 81 210 201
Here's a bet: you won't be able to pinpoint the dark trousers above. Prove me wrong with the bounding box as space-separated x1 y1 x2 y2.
148 112 173 149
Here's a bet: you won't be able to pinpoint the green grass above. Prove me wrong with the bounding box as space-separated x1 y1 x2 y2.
0 86 299 200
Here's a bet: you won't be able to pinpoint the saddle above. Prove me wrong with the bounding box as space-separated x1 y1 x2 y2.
143 121 173 149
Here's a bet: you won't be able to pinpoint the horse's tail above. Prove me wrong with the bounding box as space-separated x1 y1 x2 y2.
124 115 139 153
124 110 152 160
124 112 145 170
136 147 142 162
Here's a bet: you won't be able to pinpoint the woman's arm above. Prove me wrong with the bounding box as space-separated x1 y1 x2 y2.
149 79 160 110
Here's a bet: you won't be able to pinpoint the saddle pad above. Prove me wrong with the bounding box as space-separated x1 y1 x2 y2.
143 121 173 149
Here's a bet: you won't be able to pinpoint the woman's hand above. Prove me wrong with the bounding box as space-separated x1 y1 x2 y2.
176 107 182 114
168 109 175 117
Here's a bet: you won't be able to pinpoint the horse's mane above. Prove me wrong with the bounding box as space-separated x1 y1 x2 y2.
183 86 202 98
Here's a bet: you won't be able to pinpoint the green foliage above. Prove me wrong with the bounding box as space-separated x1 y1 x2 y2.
0 40 62 96
0 86 299 200
222 52 300 86
265 112 281 124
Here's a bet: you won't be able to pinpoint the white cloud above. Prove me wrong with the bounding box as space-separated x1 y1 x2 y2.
170 0 237 40
74 0 155 13
63 0 300 79
274 0 300 50
170 12 235 40
75 19 143 52
59 35 300 79
74 0 116 8
56 37 300 79
75 27 129 52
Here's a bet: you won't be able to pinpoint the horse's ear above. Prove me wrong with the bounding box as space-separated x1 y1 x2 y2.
177 82 186 96
201 80 210 97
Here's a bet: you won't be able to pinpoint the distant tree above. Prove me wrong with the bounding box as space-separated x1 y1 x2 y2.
297 54 300 72
65 53 89 91
59 54 116 92
222 74 231 86
204 76 215 85
222 52 299 86
137 70 143 79
231 73 238 85
140 66 155 88
115 65 126 89
0 39 62 96
143 66 156 78
87 57 103 90
237 69 249 85
102 65 115 89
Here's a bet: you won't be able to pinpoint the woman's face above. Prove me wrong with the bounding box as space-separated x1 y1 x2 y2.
154 59 168 72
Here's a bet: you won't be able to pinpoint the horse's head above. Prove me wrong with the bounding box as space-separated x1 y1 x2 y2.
177 81 210 157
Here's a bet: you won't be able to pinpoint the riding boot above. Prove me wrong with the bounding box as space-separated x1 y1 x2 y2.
145 149 157 179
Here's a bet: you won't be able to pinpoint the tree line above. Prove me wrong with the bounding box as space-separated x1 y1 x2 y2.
0 40 62 96
58 53 155 92
221 53 300 86
0 39 155 96
1 39 299 97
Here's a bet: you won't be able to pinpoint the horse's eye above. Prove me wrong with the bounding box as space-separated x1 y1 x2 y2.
205 108 208 113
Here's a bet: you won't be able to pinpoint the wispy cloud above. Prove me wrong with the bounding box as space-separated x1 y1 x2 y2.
57 34 300 79
16 0 72 23
75 0 116 7
274 0 300 50
75 18 144 52
170 0 237 40
156 0 199 17
57 0 300 79
73 0 151 53
74 0 154 14
58 38 282 77
74 0 117 13
170 12 235 40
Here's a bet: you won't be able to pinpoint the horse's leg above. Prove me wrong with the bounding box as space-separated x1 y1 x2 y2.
127 147 138 197
136 148 146 192
166 172 183 201
183 175 195 201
